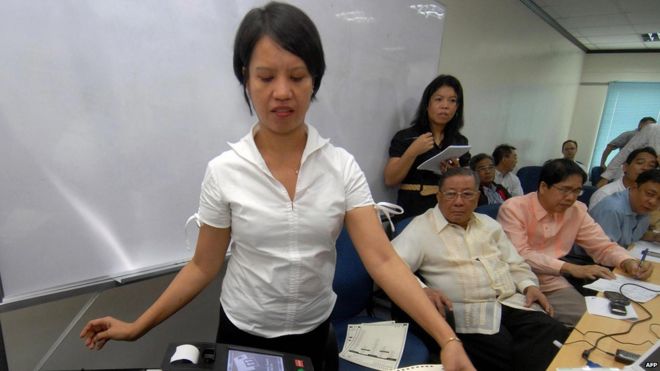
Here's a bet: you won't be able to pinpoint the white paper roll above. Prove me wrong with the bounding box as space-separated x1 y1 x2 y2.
170 344 200 364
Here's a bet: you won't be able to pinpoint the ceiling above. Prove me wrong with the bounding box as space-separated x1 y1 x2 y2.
522 0 660 52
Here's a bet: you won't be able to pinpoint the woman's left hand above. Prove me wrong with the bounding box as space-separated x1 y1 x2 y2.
622 258 653 280
439 157 461 173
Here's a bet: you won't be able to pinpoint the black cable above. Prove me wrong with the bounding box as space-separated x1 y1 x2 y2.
569 328 616 356
575 328 655 347
582 282 656 361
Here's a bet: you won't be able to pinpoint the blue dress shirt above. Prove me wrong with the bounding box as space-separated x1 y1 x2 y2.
589 189 649 247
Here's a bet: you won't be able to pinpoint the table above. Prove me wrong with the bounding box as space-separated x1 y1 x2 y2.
548 262 659 370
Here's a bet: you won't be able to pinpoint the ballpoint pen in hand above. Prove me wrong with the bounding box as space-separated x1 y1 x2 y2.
639 248 649 269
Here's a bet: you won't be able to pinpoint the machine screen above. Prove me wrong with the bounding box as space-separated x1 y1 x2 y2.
227 349 285 371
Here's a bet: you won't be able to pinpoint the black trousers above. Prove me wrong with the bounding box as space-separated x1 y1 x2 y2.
410 305 568 371
216 306 337 371
460 306 568 371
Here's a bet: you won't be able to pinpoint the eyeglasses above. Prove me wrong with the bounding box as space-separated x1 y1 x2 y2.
476 165 495 172
440 190 478 200
551 185 583 196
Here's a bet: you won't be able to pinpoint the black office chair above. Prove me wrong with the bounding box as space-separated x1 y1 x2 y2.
517 166 542 194
330 227 430 370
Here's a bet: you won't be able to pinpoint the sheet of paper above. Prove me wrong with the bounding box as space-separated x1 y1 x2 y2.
629 240 660 263
396 364 444 371
339 322 408 370
582 274 659 303
585 296 638 320
416 145 471 175
341 321 394 354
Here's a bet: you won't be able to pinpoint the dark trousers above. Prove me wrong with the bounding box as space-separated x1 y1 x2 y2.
409 306 568 371
461 306 568 371
216 306 337 371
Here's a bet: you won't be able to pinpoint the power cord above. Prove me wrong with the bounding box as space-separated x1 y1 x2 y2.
581 283 657 363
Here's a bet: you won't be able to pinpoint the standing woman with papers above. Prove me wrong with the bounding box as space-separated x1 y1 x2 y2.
80 3 474 371
385 75 471 220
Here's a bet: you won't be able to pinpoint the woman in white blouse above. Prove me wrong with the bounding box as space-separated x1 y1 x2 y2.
80 3 474 371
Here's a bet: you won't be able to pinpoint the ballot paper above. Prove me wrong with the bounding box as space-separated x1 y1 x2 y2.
339 321 408 370
396 364 444 371
416 145 471 175
582 274 660 303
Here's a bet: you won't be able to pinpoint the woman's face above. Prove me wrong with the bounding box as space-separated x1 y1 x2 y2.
246 36 313 135
426 85 458 128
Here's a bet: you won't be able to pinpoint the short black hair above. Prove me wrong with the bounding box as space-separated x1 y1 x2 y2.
562 140 578 150
438 167 480 189
492 144 516 166
469 153 494 170
233 2 325 111
639 116 657 128
411 75 465 141
626 146 658 164
539 158 587 188
636 168 660 187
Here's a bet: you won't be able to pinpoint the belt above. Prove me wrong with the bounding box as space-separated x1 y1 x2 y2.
400 183 439 196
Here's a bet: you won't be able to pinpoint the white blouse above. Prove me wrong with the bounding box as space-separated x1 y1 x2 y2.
197 124 373 337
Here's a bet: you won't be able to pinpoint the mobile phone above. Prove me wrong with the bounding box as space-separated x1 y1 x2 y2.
609 301 627 316
604 291 630 305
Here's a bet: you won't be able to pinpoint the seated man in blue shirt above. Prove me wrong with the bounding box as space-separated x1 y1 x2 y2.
590 168 660 246
392 167 567 371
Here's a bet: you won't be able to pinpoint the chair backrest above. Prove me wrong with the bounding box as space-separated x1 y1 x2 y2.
578 185 597 207
330 227 373 320
475 203 501 219
391 216 415 240
517 166 542 194
589 166 604 185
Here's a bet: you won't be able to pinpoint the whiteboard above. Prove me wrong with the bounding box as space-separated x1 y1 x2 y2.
0 0 445 305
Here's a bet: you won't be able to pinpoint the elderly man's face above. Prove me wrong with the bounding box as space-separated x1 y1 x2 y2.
436 175 479 228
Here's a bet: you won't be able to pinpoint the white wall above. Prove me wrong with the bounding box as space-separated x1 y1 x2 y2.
569 53 660 167
436 0 584 166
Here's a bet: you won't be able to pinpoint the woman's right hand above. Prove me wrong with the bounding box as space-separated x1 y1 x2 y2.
406 132 435 157
440 340 476 371
80 316 139 350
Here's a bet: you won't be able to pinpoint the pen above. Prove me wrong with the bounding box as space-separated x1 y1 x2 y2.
639 248 649 269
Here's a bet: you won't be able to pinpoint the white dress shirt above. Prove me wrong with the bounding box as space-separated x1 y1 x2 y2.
392 207 539 335
588 177 625 211
602 124 660 180
198 124 374 337
495 170 524 197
